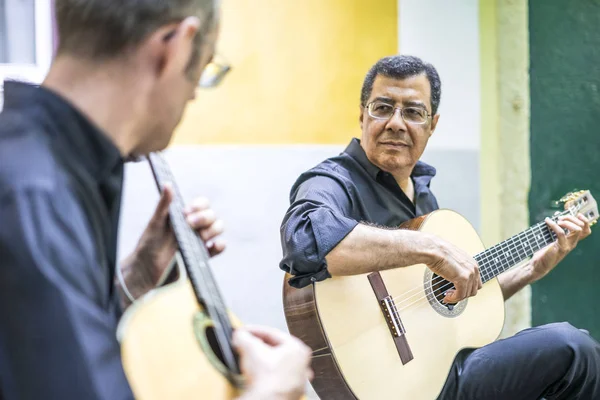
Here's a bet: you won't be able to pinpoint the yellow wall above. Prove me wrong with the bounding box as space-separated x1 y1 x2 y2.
173 0 398 145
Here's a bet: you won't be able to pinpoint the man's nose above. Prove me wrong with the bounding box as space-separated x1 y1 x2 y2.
386 108 407 132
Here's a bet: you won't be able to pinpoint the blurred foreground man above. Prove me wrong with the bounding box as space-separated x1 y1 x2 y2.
0 1 310 399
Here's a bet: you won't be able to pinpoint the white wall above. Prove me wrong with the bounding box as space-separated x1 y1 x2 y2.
398 0 481 231
399 0 481 152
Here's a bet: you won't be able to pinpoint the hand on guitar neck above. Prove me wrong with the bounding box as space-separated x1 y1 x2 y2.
498 213 592 300
117 184 226 307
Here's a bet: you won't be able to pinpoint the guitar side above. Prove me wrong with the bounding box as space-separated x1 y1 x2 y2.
117 281 241 400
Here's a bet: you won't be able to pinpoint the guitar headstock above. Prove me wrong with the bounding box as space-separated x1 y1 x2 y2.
560 190 598 226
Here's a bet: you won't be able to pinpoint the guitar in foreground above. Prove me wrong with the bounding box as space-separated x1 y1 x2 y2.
283 190 598 400
117 152 243 399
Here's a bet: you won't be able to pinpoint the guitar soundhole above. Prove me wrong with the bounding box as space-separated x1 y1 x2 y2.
431 273 457 310
205 326 239 373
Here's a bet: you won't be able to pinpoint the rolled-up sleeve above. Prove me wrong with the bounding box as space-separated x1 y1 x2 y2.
279 175 358 288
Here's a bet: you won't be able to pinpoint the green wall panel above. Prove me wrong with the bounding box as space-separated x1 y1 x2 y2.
529 0 600 338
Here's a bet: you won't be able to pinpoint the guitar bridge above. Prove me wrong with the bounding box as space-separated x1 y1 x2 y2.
381 296 406 337
368 272 414 365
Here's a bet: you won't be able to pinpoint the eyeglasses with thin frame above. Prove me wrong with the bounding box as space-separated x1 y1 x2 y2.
366 101 431 125
163 30 231 89
198 53 231 88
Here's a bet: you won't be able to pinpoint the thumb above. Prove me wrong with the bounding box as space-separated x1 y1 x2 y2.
443 288 460 304
150 183 174 224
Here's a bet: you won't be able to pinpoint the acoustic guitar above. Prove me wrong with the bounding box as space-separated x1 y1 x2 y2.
117 152 244 399
283 190 598 400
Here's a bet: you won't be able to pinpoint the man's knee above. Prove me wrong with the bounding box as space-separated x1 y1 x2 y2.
542 322 600 363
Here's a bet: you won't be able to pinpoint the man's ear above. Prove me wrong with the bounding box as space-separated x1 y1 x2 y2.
359 105 365 130
430 113 440 136
149 17 200 81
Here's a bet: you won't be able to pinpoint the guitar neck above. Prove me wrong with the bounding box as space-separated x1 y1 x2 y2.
146 152 240 377
476 209 572 283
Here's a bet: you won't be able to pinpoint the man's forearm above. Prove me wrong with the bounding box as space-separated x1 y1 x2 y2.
497 261 536 301
325 223 438 276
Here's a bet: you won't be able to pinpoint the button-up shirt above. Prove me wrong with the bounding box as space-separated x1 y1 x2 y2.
0 81 133 399
280 138 439 288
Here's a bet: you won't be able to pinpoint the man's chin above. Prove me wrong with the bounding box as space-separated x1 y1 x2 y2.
377 157 414 173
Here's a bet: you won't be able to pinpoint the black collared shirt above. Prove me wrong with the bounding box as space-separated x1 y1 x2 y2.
0 81 133 399
280 138 439 288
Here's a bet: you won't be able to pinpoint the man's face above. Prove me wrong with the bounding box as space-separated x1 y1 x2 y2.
359 73 439 176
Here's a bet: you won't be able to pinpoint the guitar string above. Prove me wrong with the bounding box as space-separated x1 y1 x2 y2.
387 209 588 320
388 225 557 317
388 210 570 307
388 218 557 308
386 207 578 318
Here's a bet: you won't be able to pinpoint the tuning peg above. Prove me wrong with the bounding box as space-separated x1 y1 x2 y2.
560 192 575 202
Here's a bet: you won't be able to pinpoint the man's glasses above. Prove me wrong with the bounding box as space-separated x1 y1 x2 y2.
163 30 231 89
198 54 231 88
366 101 430 125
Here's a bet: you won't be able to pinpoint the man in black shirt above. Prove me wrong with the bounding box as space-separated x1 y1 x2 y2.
0 1 311 399
280 55 600 399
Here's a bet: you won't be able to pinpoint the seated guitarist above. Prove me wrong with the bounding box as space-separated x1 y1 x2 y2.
0 1 311 399
279 55 600 399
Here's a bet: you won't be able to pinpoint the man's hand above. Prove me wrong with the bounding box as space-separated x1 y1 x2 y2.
526 214 591 282
117 184 225 305
234 326 313 400
426 236 482 304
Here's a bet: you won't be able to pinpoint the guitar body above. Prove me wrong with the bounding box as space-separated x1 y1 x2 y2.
117 280 241 400
284 209 506 400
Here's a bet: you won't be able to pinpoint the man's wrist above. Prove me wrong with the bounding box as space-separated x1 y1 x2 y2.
522 259 549 284
401 231 440 266
117 250 155 304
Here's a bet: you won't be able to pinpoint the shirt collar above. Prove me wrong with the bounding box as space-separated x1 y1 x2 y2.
2 80 123 181
344 137 437 184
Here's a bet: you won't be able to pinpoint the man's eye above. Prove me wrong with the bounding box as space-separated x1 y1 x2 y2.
374 104 392 112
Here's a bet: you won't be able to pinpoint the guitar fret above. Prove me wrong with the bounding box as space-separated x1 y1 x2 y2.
477 208 577 284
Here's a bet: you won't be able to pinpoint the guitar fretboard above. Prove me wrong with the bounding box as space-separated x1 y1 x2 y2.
475 211 571 283
147 152 240 377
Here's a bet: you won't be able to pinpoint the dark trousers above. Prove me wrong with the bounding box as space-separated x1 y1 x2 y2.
437 322 600 400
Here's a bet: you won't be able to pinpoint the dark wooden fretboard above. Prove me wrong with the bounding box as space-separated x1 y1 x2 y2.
147 152 240 378
475 212 570 283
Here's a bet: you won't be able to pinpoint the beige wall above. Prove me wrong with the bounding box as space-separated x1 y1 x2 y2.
480 0 531 337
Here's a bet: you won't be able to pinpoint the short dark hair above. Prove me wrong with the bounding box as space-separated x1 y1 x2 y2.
360 55 442 115
55 0 218 61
